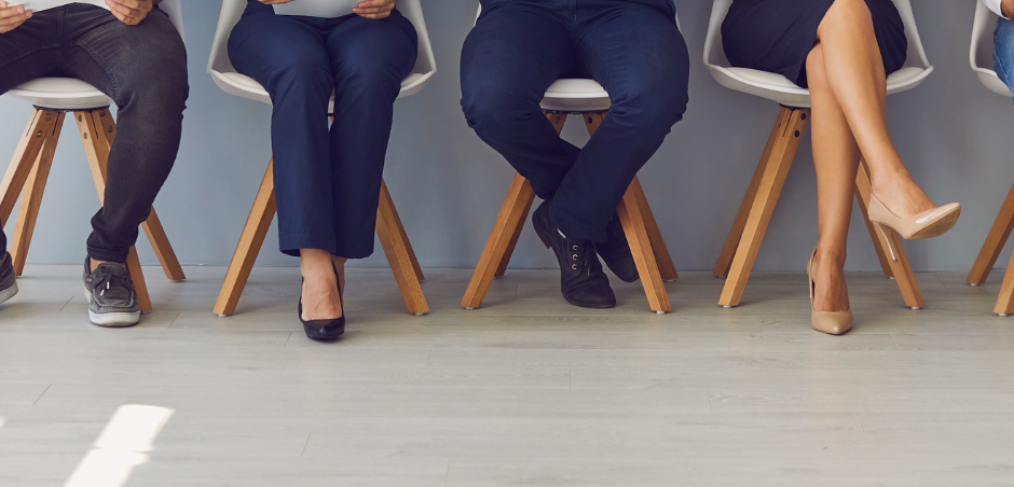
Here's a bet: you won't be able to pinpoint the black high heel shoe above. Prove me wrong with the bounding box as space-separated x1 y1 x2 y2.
298 263 345 340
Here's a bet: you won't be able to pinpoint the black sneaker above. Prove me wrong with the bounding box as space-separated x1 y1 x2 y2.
532 199 616 309
83 257 140 327
597 214 639 283
0 252 17 306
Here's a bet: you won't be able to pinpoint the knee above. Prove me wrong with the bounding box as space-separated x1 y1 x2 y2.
824 0 873 29
805 46 830 91
334 51 409 97
608 79 688 129
117 40 189 113
461 81 543 137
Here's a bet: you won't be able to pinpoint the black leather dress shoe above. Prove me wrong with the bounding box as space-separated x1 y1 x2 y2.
597 213 639 283
299 264 345 340
532 199 616 309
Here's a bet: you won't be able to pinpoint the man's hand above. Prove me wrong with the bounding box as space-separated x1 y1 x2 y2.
1004 0 1014 19
353 0 395 19
0 1 31 34
105 0 154 25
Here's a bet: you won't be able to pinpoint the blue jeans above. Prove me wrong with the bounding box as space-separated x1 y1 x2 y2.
460 0 688 243
995 17 1014 104
0 5 188 263
228 1 417 258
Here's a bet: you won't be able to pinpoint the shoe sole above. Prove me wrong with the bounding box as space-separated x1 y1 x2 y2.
908 207 961 240
0 282 18 305
83 287 140 327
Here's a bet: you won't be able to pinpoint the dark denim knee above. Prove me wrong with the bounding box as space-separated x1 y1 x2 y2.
607 78 687 131
462 83 543 143
115 33 189 116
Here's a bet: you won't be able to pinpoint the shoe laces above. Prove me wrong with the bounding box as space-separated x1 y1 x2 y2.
567 239 595 276
90 264 134 301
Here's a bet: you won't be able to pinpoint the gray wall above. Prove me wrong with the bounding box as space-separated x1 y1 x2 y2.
0 0 1008 272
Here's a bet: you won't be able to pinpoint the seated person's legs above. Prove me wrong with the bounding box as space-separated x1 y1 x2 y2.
460 3 579 199
995 17 1014 103
57 4 188 326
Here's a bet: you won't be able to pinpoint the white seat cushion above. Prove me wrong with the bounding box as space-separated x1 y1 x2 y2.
540 78 611 112
8 77 112 110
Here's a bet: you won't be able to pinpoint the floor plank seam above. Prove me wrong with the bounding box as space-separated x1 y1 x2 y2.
31 384 50 406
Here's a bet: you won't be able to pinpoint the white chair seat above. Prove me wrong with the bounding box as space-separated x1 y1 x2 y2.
540 78 611 112
708 65 931 108
210 70 435 109
8 78 112 110
971 2 1014 98
976 68 1012 98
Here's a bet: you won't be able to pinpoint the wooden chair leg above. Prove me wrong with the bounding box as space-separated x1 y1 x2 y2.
617 183 671 313
462 173 536 309
76 110 152 312
858 197 895 279
854 159 924 309
968 180 1014 285
629 176 678 281
10 113 63 276
213 159 277 316
380 181 424 282
713 108 791 278
376 180 429 315
718 108 809 307
90 110 186 282
493 112 568 279
1 109 62 224
994 249 1014 315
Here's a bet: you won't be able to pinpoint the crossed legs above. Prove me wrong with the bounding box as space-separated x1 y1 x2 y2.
807 0 937 312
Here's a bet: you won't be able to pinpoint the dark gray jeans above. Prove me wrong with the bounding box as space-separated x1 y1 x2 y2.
0 4 188 263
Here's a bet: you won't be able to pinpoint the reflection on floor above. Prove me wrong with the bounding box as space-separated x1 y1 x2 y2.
2 266 1014 486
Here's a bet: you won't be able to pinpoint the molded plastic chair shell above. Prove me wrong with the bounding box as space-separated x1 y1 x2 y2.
971 1 1012 98
207 0 437 106
474 5 680 113
703 0 933 108
7 1 185 110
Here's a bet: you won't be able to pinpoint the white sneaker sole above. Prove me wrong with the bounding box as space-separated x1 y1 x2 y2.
83 287 140 327
0 282 18 305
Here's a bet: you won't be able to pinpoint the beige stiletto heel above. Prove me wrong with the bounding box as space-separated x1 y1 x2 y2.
866 193 960 240
808 249 852 336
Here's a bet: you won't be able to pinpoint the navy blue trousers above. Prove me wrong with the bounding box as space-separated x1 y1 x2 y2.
460 0 689 243
228 1 417 258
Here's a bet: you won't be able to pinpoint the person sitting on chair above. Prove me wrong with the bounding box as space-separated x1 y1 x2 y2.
722 0 960 335
227 0 417 339
0 0 188 327
460 0 690 309
984 0 1014 100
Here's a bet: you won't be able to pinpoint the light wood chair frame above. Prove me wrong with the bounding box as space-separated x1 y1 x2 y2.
213 149 428 317
0 106 187 312
712 106 925 309
461 110 678 314
966 183 1014 315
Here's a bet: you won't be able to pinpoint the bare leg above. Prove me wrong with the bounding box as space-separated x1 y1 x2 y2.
330 254 347 300
300 248 343 321
808 44 856 313
816 0 936 218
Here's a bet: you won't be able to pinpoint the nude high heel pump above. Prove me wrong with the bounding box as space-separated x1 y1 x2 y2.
866 193 960 240
808 249 852 336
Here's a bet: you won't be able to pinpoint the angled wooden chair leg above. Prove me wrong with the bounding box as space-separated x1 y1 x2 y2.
617 184 671 313
462 173 536 309
629 176 678 280
968 180 1014 285
379 181 424 282
76 110 153 311
377 181 429 315
718 108 809 307
713 108 792 278
855 159 924 308
994 249 1014 315
10 112 63 276
89 110 186 282
1 109 62 224
857 197 895 279
214 159 277 316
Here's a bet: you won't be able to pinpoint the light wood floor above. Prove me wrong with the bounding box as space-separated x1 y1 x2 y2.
2 265 1014 486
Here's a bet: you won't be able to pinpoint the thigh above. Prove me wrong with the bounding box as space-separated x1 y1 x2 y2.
60 5 187 103
461 3 576 105
995 18 1014 90
324 10 417 85
228 11 332 95
577 3 689 109
0 9 62 94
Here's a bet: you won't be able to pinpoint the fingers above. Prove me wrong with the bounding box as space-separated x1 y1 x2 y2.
106 0 151 26
0 2 31 34
353 0 394 18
